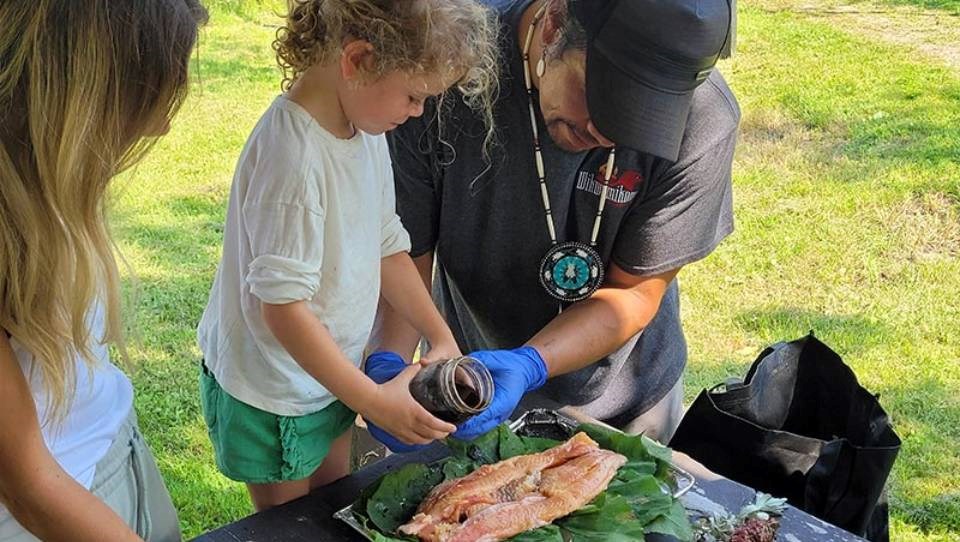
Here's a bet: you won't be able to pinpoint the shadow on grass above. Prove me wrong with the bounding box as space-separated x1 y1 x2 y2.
898 492 960 536
132 352 252 537
748 90 960 199
734 307 891 357
735 7 960 201
883 376 960 535
872 0 960 14
114 194 225 269
841 88 960 165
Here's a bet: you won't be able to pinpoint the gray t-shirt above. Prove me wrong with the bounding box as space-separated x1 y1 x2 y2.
387 0 740 426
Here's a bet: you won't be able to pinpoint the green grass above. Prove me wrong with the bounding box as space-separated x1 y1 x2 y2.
685 2 960 540
111 4 283 535
111 1 959 539
867 0 960 13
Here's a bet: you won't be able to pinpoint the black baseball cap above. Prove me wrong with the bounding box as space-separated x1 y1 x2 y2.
571 0 732 161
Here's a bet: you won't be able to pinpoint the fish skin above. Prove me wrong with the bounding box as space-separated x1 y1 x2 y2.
444 450 627 542
539 449 627 499
446 495 550 542
397 433 627 542
409 432 599 526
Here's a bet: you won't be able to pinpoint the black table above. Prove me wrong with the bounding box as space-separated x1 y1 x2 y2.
194 411 865 542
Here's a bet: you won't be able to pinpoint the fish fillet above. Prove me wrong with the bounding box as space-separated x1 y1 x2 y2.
398 433 627 542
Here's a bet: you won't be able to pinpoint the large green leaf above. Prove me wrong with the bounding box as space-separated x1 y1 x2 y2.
366 462 443 533
499 425 530 459
579 424 673 478
515 434 566 454
645 500 695 541
560 492 648 541
607 469 675 525
444 426 502 465
370 533 406 542
441 456 474 480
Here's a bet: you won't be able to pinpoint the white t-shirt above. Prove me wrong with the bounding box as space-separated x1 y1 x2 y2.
197 96 411 416
0 303 134 539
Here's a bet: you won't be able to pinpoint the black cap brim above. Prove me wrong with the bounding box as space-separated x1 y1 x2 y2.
586 46 693 162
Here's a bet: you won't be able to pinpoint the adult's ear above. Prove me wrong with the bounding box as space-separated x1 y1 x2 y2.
340 39 375 82
540 0 567 50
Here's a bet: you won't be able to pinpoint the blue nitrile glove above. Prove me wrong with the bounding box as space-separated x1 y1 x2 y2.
453 346 548 440
362 351 430 454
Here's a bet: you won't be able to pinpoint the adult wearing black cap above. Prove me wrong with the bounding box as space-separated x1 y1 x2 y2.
368 0 739 447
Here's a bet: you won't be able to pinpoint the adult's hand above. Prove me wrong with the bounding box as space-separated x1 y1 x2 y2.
363 351 407 384
454 347 548 440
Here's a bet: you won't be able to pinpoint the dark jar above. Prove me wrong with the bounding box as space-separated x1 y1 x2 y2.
408 356 494 424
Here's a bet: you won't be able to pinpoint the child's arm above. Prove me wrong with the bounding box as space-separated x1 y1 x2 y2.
379 252 461 364
0 334 143 542
262 301 456 444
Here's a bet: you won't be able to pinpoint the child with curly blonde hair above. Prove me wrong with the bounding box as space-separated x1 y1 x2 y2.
197 0 499 510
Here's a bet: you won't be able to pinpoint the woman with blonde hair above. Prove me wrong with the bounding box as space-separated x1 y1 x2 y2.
0 1 207 540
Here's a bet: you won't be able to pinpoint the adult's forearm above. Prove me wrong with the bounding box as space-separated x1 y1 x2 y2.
526 268 678 377
3 469 142 542
525 289 651 376
0 335 142 541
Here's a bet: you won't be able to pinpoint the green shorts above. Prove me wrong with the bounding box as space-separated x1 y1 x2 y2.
199 365 356 484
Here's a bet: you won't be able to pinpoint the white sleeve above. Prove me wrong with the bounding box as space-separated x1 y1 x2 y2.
243 200 325 304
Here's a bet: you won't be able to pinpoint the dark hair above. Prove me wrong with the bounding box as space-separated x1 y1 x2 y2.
548 0 588 59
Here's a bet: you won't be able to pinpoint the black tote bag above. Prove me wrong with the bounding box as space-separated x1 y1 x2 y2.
669 334 901 541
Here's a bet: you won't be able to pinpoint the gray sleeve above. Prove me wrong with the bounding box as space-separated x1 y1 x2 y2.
386 106 442 258
612 128 737 276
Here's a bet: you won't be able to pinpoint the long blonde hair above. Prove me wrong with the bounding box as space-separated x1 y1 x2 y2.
273 0 500 152
0 0 208 419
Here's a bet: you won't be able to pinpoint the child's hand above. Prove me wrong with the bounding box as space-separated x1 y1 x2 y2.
363 364 457 446
419 340 462 365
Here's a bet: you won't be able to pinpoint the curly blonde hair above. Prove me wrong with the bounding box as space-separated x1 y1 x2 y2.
274 0 499 147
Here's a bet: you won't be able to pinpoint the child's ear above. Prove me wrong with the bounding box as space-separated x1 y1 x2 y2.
340 39 376 82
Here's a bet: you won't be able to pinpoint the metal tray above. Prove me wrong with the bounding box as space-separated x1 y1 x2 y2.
335 408 695 540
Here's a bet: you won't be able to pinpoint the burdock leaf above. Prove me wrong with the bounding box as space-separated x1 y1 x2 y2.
366 462 443 533
646 500 695 542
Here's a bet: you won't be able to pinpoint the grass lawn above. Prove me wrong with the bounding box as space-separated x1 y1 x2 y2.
870 0 960 13
111 0 959 539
